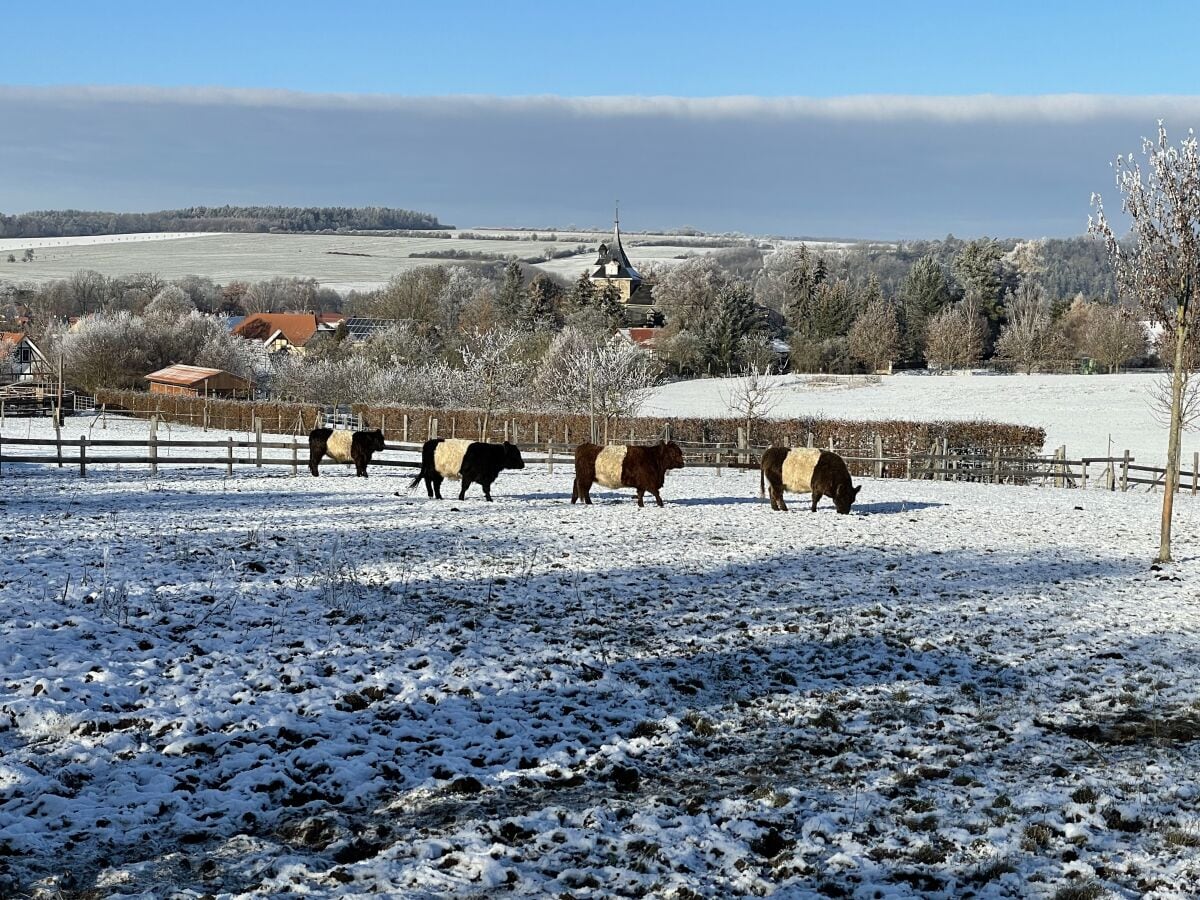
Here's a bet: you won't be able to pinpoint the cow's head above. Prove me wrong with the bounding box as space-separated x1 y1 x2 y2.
660 440 685 471
834 483 861 515
364 429 386 453
503 441 525 470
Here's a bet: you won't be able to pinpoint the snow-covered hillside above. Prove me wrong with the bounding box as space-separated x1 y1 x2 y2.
2 458 1199 897
643 372 1182 466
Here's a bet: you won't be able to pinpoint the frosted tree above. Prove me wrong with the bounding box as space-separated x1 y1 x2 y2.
536 328 658 426
1091 122 1200 562
924 296 986 372
994 283 1064 374
144 285 196 321
848 298 900 373
460 327 525 436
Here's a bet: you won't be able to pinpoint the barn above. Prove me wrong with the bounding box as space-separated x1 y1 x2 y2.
145 365 252 399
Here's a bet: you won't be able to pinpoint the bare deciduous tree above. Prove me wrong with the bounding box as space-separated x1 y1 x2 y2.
1084 304 1147 373
923 296 986 372
1091 122 1200 562
722 365 780 447
847 299 899 373
994 283 1065 374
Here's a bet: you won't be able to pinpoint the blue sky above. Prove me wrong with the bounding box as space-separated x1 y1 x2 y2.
4 2 1200 237
7 0 1198 97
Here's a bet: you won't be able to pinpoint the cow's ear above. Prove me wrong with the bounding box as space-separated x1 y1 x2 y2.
853 485 862 497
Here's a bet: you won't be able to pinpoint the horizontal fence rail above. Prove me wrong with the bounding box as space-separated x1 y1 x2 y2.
2 427 1198 498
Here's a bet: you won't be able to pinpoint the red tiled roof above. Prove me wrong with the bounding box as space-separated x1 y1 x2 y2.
232 313 319 346
623 327 661 347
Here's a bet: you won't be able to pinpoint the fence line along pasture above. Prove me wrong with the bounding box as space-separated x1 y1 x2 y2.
2 422 1197 497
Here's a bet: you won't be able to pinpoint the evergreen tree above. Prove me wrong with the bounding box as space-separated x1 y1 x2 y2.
497 261 525 324
524 273 564 331
568 270 596 309
704 282 760 373
898 255 953 361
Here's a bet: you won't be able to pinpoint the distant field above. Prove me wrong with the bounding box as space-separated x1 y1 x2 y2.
0 229 853 292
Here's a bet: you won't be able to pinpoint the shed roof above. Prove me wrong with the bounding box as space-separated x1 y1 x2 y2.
145 364 238 387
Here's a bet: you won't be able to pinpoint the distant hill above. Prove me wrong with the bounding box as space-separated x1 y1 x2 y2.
0 206 446 238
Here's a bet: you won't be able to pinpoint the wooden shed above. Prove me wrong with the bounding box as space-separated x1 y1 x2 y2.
146 365 252 398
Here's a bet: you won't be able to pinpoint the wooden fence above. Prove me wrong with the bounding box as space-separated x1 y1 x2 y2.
2 428 1198 496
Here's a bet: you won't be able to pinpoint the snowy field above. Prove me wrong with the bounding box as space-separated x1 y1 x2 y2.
3 443 1200 897
0 229 745 294
644 372 1184 467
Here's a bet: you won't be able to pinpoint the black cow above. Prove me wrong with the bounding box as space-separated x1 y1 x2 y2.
410 437 525 501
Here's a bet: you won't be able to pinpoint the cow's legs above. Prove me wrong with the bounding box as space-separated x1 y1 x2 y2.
482 479 494 502
810 492 822 512
354 452 368 477
773 487 788 511
651 489 664 507
571 478 578 504
459 478 472 500
308 449 323 477
430 474 443 499
635 488 645 508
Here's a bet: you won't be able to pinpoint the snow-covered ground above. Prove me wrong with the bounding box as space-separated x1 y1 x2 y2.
644 372 1182 466
3 443 1200 897
0 232 219 253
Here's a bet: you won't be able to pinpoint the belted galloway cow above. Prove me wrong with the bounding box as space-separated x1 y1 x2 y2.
572 441 685 507
760 447 860 514
411 438 525 501
308 427 386 477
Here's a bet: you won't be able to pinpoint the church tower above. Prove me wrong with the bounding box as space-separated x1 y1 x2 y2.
588 206 643 302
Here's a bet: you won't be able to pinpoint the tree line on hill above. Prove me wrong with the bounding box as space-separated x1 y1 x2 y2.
0 206 445 238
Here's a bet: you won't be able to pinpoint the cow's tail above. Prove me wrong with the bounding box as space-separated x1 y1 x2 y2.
759 460 765 498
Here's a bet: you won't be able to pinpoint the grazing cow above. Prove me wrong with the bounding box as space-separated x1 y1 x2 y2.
410 438 525 501
308 427 386 477
572 441 686 508
760 447 861 514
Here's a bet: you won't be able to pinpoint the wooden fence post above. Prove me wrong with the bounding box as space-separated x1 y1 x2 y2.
874 434 884 479
1193 451 1198 496
149 416 158 476
291 438 298 477
991 449 1000 484
533 421 539 446
255 417 263 469
402 413 409 443
226 437 234 478
430 417 439 439
79 435 87 478
1081 460 1088 490
737 427 748 467
1055 445 1066 489
1121 450 1129 492
54 412 63 468
503 420 509 442
547 441 554 475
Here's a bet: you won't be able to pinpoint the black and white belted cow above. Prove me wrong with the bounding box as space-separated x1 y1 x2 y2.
307 428 386 477
410 438 525 501
760 447 861 514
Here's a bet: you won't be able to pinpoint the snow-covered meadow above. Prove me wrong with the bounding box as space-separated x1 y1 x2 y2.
3 435 1200 897
644 371 1184 468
